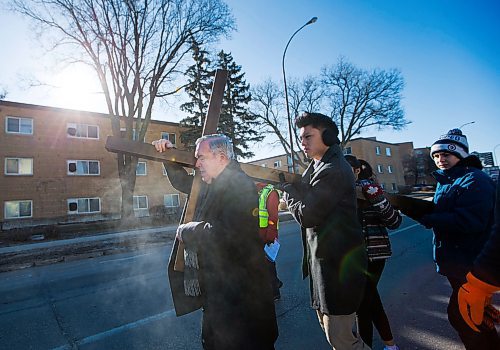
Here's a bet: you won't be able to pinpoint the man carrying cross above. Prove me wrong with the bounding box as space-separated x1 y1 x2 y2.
153 134 278 350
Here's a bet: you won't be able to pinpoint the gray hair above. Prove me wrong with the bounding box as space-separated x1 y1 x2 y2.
195 134 235 160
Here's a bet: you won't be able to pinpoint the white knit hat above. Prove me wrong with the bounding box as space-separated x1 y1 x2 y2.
430 129 469 159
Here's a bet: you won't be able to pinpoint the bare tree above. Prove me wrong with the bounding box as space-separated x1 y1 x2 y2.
322 57 409 148
11 0 234 220
250 77 324 169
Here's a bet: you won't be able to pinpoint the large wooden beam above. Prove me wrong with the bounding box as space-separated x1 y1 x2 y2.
105 136 302 184
105 137 434 220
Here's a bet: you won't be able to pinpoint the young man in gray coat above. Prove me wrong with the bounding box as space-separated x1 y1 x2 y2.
280 112 370 349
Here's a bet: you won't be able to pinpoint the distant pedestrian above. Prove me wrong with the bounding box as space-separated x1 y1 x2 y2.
416 128 498 349
345 155 401 350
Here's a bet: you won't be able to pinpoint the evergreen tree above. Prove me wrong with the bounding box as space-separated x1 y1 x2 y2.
215 50 263 159
179 40 214 150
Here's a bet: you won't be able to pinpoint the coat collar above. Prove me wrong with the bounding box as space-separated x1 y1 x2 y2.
304 144 342 179
432 155 482 184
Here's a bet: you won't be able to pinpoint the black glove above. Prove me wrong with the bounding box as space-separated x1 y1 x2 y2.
276 173 292 192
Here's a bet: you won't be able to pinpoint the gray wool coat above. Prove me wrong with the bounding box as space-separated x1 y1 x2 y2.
284 145 368 315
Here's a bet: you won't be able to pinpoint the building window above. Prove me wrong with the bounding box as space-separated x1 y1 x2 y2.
67 160 100 175
385 147 392 156
67 197 101 214
4 200 32 219
67 123 99 139
377 164 383 173
164 194 180 208
387 165 393 174
133 195 148 210
5 158 33 175
161 132 176 146
120 128 144 142
6 116 33 135
136 161 147 176
375 146 381 155
343 147 352 155
380 183 385 190
391 183 397 191
274 160 282 168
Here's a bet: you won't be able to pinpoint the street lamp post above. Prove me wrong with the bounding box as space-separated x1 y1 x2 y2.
282 16 317 173
459 121 475 129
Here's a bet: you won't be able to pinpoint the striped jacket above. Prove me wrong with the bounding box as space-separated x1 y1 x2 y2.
358 181 402 261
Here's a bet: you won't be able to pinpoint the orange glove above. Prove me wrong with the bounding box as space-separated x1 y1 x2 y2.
458 272 499 332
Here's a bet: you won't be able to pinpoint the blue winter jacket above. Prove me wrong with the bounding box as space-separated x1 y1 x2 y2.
419 156 495 279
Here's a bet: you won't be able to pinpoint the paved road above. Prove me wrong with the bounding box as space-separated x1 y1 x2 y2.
0 217 467 349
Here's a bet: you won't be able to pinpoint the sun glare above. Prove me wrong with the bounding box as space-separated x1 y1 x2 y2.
50 64 105 112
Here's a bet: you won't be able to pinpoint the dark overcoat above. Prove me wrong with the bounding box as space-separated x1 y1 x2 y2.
284 145 367 315
169 160 278 349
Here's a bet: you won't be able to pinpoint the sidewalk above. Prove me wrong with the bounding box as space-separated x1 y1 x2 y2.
0 212 295 272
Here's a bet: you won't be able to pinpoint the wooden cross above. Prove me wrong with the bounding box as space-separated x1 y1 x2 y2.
105 69 433 315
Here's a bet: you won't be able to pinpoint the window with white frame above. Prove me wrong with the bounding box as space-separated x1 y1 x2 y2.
391 183 397 191
67 123 99 139
161 132 176 146
387 165 393 173
67 197 101 214
5 158 33 175
377 164 383 173
385 147 392 156
380 183 385 189
67 160 100 175
136 161 147 175
274 160 282 168
6 116 33 135
343 147 352 155
133 195 148 210
120 128 145 142
375 146 381 155
4 200 32 219
164 194 180 207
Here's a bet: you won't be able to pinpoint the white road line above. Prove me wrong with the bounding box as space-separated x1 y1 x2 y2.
98 253 151 264
51 309 176 350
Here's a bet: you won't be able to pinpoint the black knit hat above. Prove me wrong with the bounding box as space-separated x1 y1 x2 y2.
430 129 469 159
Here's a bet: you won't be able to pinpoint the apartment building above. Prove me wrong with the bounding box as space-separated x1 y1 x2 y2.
247 154 305 174
248 137 408 193
1 100 186 230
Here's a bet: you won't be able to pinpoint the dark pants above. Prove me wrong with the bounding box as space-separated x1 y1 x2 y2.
357 259 394 347
447 277 500 350
265 258 282 298
201 308 276 350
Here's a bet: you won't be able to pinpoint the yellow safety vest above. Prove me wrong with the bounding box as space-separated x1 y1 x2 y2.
258 184 279 229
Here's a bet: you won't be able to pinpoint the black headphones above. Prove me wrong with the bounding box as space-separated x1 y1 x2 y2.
322 128 339 146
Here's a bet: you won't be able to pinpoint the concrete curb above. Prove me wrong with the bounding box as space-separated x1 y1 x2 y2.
0 212 296 273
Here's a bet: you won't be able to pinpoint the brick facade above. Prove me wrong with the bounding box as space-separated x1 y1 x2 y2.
1 100 186 229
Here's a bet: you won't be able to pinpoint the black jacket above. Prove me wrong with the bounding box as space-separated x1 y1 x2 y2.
165 160 278 349
283 145 367 315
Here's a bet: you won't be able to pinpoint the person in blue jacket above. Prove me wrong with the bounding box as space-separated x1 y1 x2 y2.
417 129 498 349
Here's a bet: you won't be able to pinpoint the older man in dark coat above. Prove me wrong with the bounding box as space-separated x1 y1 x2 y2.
280 112 369 349
153 134 278 350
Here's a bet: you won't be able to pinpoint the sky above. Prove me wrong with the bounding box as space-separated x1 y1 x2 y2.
1 0 499 162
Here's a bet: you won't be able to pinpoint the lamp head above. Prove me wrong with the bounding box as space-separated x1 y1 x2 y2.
307 17 318 25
